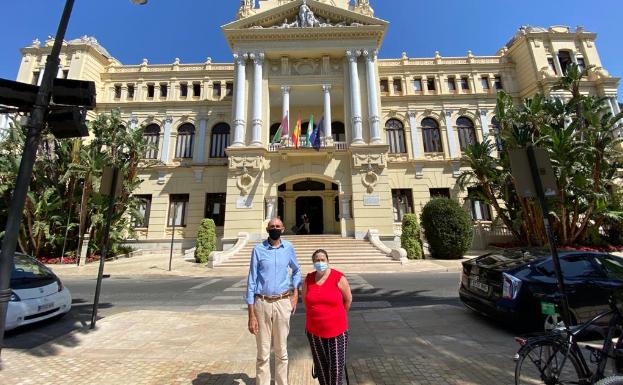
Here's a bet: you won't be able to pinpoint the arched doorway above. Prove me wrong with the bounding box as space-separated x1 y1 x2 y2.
295 196 323 234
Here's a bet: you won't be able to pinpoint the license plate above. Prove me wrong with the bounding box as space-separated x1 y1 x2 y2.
470 277 489 292
38 302 54 312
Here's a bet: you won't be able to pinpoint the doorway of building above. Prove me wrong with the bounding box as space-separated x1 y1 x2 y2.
295 196 323 234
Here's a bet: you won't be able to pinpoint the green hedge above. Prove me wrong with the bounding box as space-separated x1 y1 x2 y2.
401 213 423 259
195 218 216 263
421 198 473 259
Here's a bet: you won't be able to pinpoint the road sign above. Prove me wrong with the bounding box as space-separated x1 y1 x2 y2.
509 148 558 198
100 166 123 198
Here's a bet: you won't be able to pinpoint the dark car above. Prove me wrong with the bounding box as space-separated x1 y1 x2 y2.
459 249 623 329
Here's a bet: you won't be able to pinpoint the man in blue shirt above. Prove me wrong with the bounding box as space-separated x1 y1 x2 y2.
246 217 301 385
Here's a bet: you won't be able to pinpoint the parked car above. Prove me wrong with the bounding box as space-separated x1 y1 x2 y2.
459 249 623 330
6 253 72 331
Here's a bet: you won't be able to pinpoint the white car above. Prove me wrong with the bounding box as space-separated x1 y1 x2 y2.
6 253 72 331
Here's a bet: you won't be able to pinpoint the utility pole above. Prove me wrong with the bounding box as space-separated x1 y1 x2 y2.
0 0 76 358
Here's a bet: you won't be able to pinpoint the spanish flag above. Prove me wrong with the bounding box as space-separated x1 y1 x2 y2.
292 113 302 149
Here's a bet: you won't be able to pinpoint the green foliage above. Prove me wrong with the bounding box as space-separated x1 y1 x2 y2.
0 110 149 259
421 198 473 260
458 63 623 246
195 219 217 264
401 213 422 259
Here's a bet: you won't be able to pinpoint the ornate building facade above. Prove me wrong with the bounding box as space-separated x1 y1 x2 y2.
11 0 621 254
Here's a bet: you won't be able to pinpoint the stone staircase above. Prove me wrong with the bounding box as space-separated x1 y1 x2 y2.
213 234 401 269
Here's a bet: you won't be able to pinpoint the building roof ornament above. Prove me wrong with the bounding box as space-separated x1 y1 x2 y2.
66 35 113 59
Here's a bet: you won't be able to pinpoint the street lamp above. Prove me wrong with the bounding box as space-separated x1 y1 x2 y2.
0 0 147 360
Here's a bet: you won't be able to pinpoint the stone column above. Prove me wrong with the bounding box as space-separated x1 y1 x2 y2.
250 52 264 146
443 110 459 158
281 85 290 140
161 116 173 164
553 52 563 76
322 84 333 142
37 68 44 86
231 52 247 147
478 109 490 141
195 115 208 163
408 111 421 158
363 49 381 144
265 197 277 220
347 50 364 144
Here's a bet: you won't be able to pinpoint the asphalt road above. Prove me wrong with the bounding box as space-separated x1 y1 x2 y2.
5 271 503 349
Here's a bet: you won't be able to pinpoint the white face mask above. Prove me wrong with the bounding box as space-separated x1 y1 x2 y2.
314 262 328 272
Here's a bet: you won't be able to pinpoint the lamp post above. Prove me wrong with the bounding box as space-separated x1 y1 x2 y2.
0 0 147 359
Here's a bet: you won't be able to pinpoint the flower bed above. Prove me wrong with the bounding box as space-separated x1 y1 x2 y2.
489 243 623 253
37 255 100 264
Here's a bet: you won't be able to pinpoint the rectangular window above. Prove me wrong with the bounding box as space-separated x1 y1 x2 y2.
204 193 226 226
577 58 586 72
225 82 233 97
180 83 188 97
460 77 470 91
147 84 155 98
494 76 503 90
168 194 189 227
213 81 221 98
32 71 40 85
413 78 422 92
468 187 492 221
114 85 121 99
426 77 436 91
429 188 450 199
547 58 558 75
392 78 403 93
133 195 152 228
160 83 168 98
447 77 456 91
380 79 389 93
192 82 201 97
391 189 414 222
127 84 135 99
481 76 490 90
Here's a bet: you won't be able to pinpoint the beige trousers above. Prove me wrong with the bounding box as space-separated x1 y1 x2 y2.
254 297 292 385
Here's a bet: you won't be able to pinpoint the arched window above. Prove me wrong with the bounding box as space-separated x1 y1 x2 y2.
210 123 230 158
421 118 443 153
175 123 195 158
386 118 406 154
143 123 160 159
491 116 504 152
456 116 477 151
332 122 345 142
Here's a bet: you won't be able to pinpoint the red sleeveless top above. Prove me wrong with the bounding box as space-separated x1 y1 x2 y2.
305 269 348 338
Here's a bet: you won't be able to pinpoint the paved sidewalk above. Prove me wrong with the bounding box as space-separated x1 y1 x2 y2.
47 250 482 279
2 303 518 385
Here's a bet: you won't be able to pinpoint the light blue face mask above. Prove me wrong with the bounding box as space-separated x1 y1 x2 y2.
314 262 328 272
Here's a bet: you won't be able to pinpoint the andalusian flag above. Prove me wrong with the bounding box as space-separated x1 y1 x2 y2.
271 112 288 144
292 113 302 149
306 114 314 147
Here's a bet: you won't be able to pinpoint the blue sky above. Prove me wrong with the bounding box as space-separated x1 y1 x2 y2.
1 0 621 97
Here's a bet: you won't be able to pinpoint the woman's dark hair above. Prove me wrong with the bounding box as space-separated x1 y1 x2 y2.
312 249 329 262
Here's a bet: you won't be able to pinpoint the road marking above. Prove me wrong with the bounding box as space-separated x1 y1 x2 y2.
350 301 391 308
186 278 222 292
212 295 243 301
224 287 247 292
196 304 246 311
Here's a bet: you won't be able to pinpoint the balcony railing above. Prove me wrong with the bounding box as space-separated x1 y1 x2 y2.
267 139 348 152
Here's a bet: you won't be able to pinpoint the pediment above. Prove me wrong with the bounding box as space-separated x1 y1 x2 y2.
223 0 387 32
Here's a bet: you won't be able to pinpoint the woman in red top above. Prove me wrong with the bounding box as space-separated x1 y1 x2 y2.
302 249 352 385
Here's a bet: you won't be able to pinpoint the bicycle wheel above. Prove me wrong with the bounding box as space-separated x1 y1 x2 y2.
595 376 623 385
515 339 586 385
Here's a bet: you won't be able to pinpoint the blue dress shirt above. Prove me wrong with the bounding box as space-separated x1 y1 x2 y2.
245 239 301 305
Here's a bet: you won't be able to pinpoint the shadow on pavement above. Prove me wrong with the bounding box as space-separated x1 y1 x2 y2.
3 300 114 355
192 372 253 385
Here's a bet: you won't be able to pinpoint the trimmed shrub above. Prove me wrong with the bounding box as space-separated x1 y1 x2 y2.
421 198 473 259
401 213 423 259
195 218 217 263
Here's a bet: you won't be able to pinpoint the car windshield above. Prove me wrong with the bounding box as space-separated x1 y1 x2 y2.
537 254 601 278
595 255 623 280
11 254 55 284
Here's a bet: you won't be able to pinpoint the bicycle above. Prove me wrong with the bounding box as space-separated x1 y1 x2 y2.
514 292 623 385
595 376 623 385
